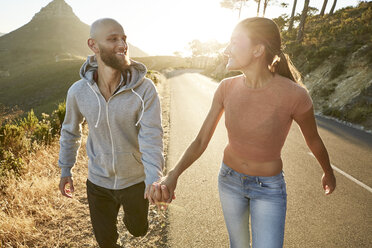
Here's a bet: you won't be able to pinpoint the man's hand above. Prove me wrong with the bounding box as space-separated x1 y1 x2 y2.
152 173 178 210
144 174 178 210
59 176 74 198
145 182 171 210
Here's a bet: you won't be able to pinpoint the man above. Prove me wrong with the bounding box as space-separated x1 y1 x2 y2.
58 18 166 248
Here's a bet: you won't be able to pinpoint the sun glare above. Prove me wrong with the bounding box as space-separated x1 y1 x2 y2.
1 0 362 56
76 0 239 56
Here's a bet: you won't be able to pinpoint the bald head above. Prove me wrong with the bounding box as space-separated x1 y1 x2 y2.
90 18 124 39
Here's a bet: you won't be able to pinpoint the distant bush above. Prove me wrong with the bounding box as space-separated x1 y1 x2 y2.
0 123 30 157
345 102 372 123
322 100 372 124
50 101 66 136
322 106 342 119
0 150 24 179
317 46 333 60
329 61 345 80
33 114 53 145
147 70 161 85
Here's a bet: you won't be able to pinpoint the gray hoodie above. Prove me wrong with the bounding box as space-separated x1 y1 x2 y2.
58 55 164 190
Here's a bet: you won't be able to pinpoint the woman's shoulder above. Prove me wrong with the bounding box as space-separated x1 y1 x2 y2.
274 74 308 93
221 74 244 86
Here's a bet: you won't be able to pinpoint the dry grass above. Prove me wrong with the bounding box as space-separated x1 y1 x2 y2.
0 78 171 248
0 135 93 247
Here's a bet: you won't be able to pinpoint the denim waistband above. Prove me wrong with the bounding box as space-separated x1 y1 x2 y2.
221 161 284 183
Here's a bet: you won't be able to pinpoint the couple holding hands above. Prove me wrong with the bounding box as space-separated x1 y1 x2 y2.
58 17 336 248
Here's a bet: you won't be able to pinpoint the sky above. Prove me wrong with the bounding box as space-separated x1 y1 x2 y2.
0 0 364 56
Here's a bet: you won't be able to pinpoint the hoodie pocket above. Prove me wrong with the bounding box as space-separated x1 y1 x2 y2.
115 152 145 179
90 152 114 178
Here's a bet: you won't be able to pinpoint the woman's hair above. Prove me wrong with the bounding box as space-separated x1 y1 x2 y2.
236 17 303 86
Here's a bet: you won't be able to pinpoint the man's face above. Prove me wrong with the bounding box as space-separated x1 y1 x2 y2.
95 23 131 71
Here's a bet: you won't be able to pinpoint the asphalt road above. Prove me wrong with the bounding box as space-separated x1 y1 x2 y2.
165 71 372 248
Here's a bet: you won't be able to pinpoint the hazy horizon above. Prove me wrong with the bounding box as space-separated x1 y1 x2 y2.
0 0 362 56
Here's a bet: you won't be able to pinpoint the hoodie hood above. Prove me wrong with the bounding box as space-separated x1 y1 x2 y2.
79 55 147 90
79 55 148 128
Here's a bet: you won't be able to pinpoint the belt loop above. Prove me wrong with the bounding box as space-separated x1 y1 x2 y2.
256 177 262 186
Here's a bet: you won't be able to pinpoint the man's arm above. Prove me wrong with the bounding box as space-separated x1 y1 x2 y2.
137 81 164 199
58 87 84 197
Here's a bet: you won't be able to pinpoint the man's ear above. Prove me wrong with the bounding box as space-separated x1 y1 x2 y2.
88 38 99 53
253 44 265 58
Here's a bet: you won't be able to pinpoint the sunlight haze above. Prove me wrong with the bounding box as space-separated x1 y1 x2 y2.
0 0 362 56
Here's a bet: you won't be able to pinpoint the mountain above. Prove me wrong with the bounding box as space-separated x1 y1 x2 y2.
0 33 5 37
0 0 147 59
0 0 148 116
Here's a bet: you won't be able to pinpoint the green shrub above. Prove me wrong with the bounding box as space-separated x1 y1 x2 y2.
329 61 345 80
322 106 342 119
0 150 24 178
335 47 349 57
33 114 53 145
50 101 66 136
19 110 39 136
146 70 162 85
317 46 333 60
0 123 30 157
345 103 372 123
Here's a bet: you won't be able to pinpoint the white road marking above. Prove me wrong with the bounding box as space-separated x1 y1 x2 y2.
308 152 372 193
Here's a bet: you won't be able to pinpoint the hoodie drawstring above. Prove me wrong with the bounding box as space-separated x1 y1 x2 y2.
131 89 145 126
87 82 102 128
87 82 144 128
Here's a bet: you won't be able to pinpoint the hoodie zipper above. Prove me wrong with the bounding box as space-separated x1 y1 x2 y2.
106 88 135 189
105 98 117 189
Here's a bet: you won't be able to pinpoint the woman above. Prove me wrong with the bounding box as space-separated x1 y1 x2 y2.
150 17 336 248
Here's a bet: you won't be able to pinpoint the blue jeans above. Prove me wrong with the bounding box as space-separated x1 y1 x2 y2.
218 162 287 248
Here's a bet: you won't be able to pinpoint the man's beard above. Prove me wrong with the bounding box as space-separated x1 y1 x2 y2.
99 45 131 72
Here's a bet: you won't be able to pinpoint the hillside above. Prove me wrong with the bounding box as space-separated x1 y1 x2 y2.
0 33 5 37
0 59 83 115
284 1 372 131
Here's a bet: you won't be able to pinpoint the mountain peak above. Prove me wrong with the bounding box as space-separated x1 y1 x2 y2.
32 0 78 21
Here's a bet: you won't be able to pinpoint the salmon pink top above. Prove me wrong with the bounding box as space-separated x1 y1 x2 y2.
215 74 313 162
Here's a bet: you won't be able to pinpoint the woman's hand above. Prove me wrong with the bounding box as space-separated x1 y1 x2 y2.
159 171 178 204
322 172 336 195
146 173 178 210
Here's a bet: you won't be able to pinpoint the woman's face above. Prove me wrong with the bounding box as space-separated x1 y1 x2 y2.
224 28 259 71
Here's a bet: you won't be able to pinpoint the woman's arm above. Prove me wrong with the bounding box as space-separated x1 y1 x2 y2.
156 92 225 203
294 106 336 195
170 98 224 177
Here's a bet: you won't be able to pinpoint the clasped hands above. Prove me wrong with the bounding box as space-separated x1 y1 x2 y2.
144 174 177 210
